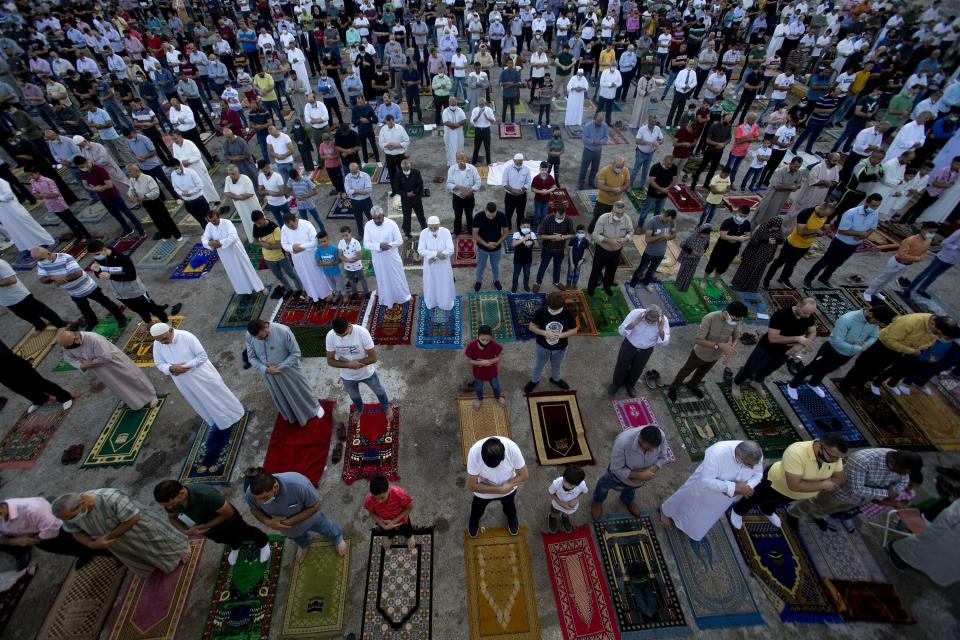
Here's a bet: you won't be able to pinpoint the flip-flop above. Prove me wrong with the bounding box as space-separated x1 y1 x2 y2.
331 441 344 464
846 274 865 284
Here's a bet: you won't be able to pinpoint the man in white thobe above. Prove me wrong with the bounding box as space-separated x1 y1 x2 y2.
442 97 467 167
790 153 841 214
171 132 220 203
363 206 411 308
201 208 265 295
0 178 55 250
223 166 258 241
57 328 157 410
660 440 764 541
871 152 911 218
417 216 455 311
885 113 931 162
74 136 137 207
280 213 332 302
286 44 311 90
565 70 589 126
151 323 245 430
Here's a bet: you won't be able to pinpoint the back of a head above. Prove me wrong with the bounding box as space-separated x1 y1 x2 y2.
547 291 564 309
726 301 749 318
153 479 184 503
893 450 923 476
640 425 662 447
821 434 848 453
246 467 275 494
247 318 268 336
480 437 506 468
563 465 585 486
369 475 389 496
869 305 897 325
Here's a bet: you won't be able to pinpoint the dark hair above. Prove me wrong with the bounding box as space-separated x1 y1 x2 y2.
868 305 897 325
480 437 506 467
920 221 940 231
726 301 749 318
891 450 923 475
820 434 849 453
205 209 219 220
317 230 329 239
546 291 564 309
332 316 350 334
258 158 271 169
865 194 883 204
282 212 298 224
485 201 497 213
72 154 87 166
934 315 959 337
661 209 678 219
370 475 389 495
245 467 276 494
737 205 751 215
251 210 266 222
87 239 106 253
247 318 268 335
639 425 662 447
576 224 585 231
477 324 493 337
340 225 352 233
563 465 585 485
153 479 184 502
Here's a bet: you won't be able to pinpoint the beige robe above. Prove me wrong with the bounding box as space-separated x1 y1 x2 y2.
62 332 156 409
629 76 656 129
790 161 839 213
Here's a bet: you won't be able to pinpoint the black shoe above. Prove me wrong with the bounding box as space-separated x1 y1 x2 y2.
685 383 704 399
13 547 31 571
550 378 570 390
917 290 931 299
778 278 793 289
507 515 520 536
511 286 518 293
523 380 538 394
474 281 481 292
667 387 678 402
170 303 183 315
626 386 637 397
493 281 502 290
813 517 829 532
468 520 480 538
271 286 285 299
607 384 618 396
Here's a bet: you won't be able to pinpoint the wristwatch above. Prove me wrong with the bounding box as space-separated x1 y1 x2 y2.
713 343 720 351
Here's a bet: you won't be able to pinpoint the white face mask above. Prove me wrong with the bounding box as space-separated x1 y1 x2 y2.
520 227 530 234
554 216 564 223
612 214 622 222
576 232 586 239
725 318 738 326
924 233 936 240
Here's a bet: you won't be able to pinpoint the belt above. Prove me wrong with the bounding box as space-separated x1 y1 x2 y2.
895 257 911 266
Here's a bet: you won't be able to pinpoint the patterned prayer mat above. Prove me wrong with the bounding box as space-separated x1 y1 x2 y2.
245 242 267 270
361 163 378 178
456 396 512 464
553 187 580 216
498 123 522 139
508 292 546 340
542 527 619 640
692 276 736 313
718 381 800 459
796 517 886 583
901 288 957 318
11 325 58 367
823 580 914 625
664 524 763 630
477 166 489 180
594 515 688 636
360 529 434 639
766 287 830 336
310 167 333 185
660 385 735 462
82 397 167 468
733 289 771 325
216 289 270 331
415 296 463 349
343 404 400 485
802 287 859 328
534 124 556 140
622 282 686 327
401 236 422 268
891 384 960 450
722 195 761 212
464 122 476 139
136 238 187 270
179 412 250 485
559 289 598 336
631 237 682 278
661 280 711 324
369 295 415 345
564 125 583 138
201 536 284 640
576 188 599 215
169 243 219 279
109 231 146 257
326 196 354 219
0 403 71 469
775 382 868 447
667 183 704 213
36 557 127 640
605 127 630 145
53 315 130 372
832 379 934 450
262 400 334 485
527 391 594 465
612 397 677 464
0 568 32 636
281 538 351 637
107 537 204 640
61 238 91 262
464 528 541 640
407 122 425 139
860 227 900 252
466 291 515 342
452 234 478 268
273 294 369 327
731 510 841 623
122 316 184 367
583 287 630 336
5 247 41 271
588 243 633 270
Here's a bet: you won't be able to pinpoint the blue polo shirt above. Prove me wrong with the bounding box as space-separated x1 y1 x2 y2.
125 134 162 170
836 205 879 246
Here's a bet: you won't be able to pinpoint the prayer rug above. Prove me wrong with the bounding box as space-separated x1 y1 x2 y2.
452 234 478 268
565 125 583 138
415 296 463 349
82 397 167 468
612 397 676 464
541 527 619 640
0 403 71 469
583 287 630 336
310 168 333 185
626 187 646 213
796 518 886 583
508 292 546 340
803 239 827 261
464 528 541 640
419 85 433 96
766 287 829 336
326 196 354 219
667 183 704 213
878 221 916 241
361 163 378 178
136 238 187 270
464 122 476 139
201 536 284 640
588 243 633 270
659 386 735 462
53 315 131 372
734 289 771 325
216 289 270 331
661 280 711 324
692 276 735 313
5 247 42 271
466 291 515 342
774 382 868 447
343 404 400 485
840 286 908 317
802 287 859 328
457 396 512 464
262 400 334 484
514 101 529 115
369 295 415 345
245 242 267 270
178 411 250 485
832 379 933 449
61 238 90 261
407 122 425 139
169 243 219 280
731 510 841 623
477 165 489 180
622 282 686 327
860 228 899 252
718 381 800 458
122 316 184 367
631 238 681 277
273 295 368 327
891 385 960 450
554 187 580 216
604 127 630 145
107 538 204 640
36 557 127 640
376 166 391 184
822 580 914 625
577 188 599 214
77 202 109 224
11 324 58 367
281 538 351 637
664 525 763 630
593 515 688 637
721 99 737 113
534 124 556 140
360 529 434 639
0 569 32 636
498 123 522 139
527 391 594 465
559 289 598 336
109 232 146 257
721 195 761 212
401 236 422 268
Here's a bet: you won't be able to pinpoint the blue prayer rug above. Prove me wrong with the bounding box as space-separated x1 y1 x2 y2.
414 296 463 349
508 293 546 340
169 243 219 280
775 382 869 447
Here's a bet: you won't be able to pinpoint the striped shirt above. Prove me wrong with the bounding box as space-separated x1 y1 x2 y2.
808 94 839 123
36 253 97 297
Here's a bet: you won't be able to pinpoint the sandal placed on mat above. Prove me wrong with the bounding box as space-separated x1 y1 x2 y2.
331 441 344 464
723 367 734 384
695 423 716 440
846 274 865 284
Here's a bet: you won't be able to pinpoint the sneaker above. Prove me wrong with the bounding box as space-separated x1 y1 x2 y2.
685 383 704 399
523 380 538 393
547 513 559 534
474 281 481 292
667 387 678 402
494 281 503 290
786 385 799 400
626 386 637 397
62 400 73 410
919 384 934 396
607 383 619 396
227 549 240 566
887 383 901 396
550 378 570 390
874 291 887 301
507 515 520 536
468 520 480 538
896 384 911 395
809 385 826 398
766 513 782 528
862 292 872 302
27 404 39 414
869 384 882 396
729 511 743 529
259 544 272 563
560 514 572 534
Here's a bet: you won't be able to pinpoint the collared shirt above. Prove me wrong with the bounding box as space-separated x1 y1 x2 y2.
836 205 878 246
619 50 638 72
0 498 62 540
582 120 609 152
378 124 409 155
934 229 960 265
168 104 197 131
503 164 532 192
303 102 329 130
128 172 161 201
47 135 81 165
345 171 373 200
592 212 634 251
927 165 958 196
852 126 883 156
834 448 909 504
879 313 937 354
673 68 697 93
609 426 670 486
125 134 161 170
446 163 481 196
768 441 844 500
36 253 97 298
86 108 119 140
375 102 403 124
635 124 663 153
470 106 495 128
244 472 327 539
619 308 671 349
829 310 880 357
171 167 206 201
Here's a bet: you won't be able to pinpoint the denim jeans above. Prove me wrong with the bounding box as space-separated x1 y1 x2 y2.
277 162 294 186
632 149 654 187
905 257 953 294
474 377 502 400
592 470 638 506
726 154 746 183
637 196 666 224
266 203 288 226
699 202 718 225
536 249 565 286
342 372 390 411
578 148 603 188
533 200 549 227
290 514 343 548
262 99 286 127
266 258 303 291
629 252 664 286
297 205 324 232
476 247 501 284
531 343 566 383
740 167 762 191
512 262 531 290
566 261 582 286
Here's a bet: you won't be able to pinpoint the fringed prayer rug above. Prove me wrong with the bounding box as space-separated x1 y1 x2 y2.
667 183 704 213
802 287 859 327
659 386 734 462
766 287 830 336
245 242 267 270
554 187 580 216
109 231 146 257
169 243 219 279
326 196 354 219
457 396 512 464
11 324 58 367
452 234 478 268
343 404 400 485
733 289 770 325
53 315 131 372
718 381 800 459
262 400 334 485
360 529 434 639
310 167 333 185
415 296 463 349
832 379 934 450
822 580 914 624
577 188 598 214
508 293 545 340
626 187 646 213
464 528 541 640
584 287 631 336
534 124 556 140
889 384 960 450
401 236 422 268
179 411 250 484
281 538 351 637
796 518 886 583
61 238 90 261
527 391 594 465
559 289 598 336
5 247 43 271
136 238 187 270
840 285 910 316
275 295 369 357
37 557 126 640
122 316 184 367
369 295 415 345
622 282 686 327
721 195 761 212
604 127 630 145
0 568 32 636
612 398 676 464
216 289 270 331
498 123 522 139
82 397 167 468
0 402 71 469
775 382 868 447
467 291 515 342
661 280 711 324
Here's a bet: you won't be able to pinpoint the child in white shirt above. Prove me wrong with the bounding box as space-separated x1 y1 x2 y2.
337 226 369 298
740 139 773 192
547 465 589 533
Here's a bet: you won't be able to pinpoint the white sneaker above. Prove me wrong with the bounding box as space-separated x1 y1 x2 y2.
786 385 799 400
729 511 743 529
810 385 826 399
874 291 886 301
766 513 782 528
316 404 325 419
27 404 39 414
870 384 882 396
896 384 911 395
61 400 73 410
259 544 272 563
919 385 934 396
862 292 872 302
887 383 901 396
227 549 240 566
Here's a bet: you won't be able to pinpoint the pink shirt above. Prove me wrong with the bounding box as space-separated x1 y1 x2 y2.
29 176 69 213
318 142 340 169
0 498 63 540
731 123 759 157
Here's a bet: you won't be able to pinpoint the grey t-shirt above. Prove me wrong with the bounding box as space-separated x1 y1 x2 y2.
244 471 323 539
643 217 675 257
0 259 30 306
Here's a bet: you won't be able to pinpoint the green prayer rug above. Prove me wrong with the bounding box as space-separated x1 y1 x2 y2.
216 289 271 331
718 381 801 459
52 316 130 372
81 397 167 468
626 187 647 213
661 280 711 324
179 412 250 484
280 538 351 638
246 242 266 270
583 288 631 336
466 292 515 342
660 386 736 461
692 277 735 313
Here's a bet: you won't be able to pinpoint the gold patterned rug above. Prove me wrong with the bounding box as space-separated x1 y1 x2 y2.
280 538 351 637
37 556 127 640
122 316 184 367
11 325 58 367
457 396 512 464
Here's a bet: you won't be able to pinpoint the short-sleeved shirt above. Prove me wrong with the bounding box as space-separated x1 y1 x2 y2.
647 162 677 199
548 477 589 514
692 309 742 361
767 441 844 500
338 238 364 272
595 164 630 205
252 222 285 262
36 253 97 298
705 175 731 204
719 216 751 242
314 244 341 276
325 324 376 380
465 337 503 381
0 259 30 306
532 305 576 350
79 164 119 199
511 230 537 265
788 207 828 249
466 436 526 499
244 472 323 539
642 216 675 256
163 484 226 527
362 485 413 524
259 171 287 206
760 307 816 354
473 211 508 246
531 174 555 202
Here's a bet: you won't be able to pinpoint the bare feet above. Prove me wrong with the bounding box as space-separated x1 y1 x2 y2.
70 392 82 400
591 501 603 521
296 546 309 562
406 535 416 552
150 399 158 408
749 381 767 398
660 512 674 529
473 399 481 410
381 537 391 551
336 540 348 557
497 396 506 406
731 384 742 399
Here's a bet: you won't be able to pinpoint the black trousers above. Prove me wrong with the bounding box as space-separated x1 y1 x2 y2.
52 208 92 239
183 197 210 227
143 197 182 239
611 341 654 390
326 165 345 194
790 342 851 388
732 90 757 124
205 511 269 550
120 293 168 324
359 129 379 163
692 148 724 188
472 127 491 165
383 153 404 182
323 97 343 125
468 491 517 530
734 342 788 385
588 202 613 233
404 90 422 123
504 192 527 230
667 90 692 127
587 245 621 293
764 242 808 284
187 97 216 133
0 364 73 404
732 467 791 516
757 149 786 186
351 197 373 239
840 341 905 390
0 528 112 567
7 294 66 331
73 288 125 328
181 127 216 165
805 239 857 284
433 95 449 125
900 190 935 224
399 196 426 237
452 195 475 235
629 252 664 286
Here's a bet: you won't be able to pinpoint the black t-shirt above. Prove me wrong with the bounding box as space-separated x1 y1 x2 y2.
760 307 816 354
718 216 751 245
473 211 508 246
648 163 677 199
532 305 576 350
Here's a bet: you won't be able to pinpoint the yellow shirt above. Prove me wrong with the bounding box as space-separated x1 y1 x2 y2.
253 74 277 102
787 209 828 249
259 227 284 262
767 441 844 500
705 175 730 204
851 69 870 95
599 49 617 68
595 165 631 205
879 313 936 354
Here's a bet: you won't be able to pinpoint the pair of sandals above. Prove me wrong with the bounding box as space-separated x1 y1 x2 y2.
61 444 84 465
644 369 662 390
331 422 347 464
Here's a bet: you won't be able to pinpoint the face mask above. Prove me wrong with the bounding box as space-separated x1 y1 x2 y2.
69 508 87 523
93 254 106 261
725 318 738 326
733 215 746 224
576 232 586 239
865 207 875 214
612 214 622 222
547 307 563 315
521 227 530 234
261 493 277 504
612 166 622 174
554 216 564 223
924 233 936 240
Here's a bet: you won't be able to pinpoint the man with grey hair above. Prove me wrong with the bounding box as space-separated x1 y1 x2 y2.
608 305 670 397
363 206 411 309
660 440 764 541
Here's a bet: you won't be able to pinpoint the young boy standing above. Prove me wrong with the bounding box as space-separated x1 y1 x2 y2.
464 324 505 409
314 230 345 303
566 224 589 288
337 225 369 300
511 217 538 292
363 475 416 551
547 465 588 533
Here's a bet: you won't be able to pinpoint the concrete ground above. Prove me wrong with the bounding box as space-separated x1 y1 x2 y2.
2 92 959 639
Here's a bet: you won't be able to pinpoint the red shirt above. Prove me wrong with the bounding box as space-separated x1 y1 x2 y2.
363 485 412 523
219 109 244 136
532 174 556 202
465 338 503 381
79 164 119 199
671 127 698 159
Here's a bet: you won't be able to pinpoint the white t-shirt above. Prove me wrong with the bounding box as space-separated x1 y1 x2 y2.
267 133 294 164
466 437 526 499
771 73 794 100
338 238 364 271
548 477 589 514
258 172 287 206
325 324 376 380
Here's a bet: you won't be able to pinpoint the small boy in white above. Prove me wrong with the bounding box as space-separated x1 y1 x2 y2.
547 465 588 533
337 225 369 299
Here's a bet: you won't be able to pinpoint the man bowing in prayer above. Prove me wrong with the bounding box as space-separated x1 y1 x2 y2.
0 178 55 251
202 208 266 296
245 319 325 425
280 212 332 303
151 322 246 430
417 216 456 312
363 206 412 309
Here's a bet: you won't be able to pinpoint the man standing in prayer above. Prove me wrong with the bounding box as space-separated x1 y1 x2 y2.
0 178 55 251
223 165 260 242
587 202 634 297
245 319 324 425
281 212 331 302
591 425 670 519
417 216 456 312
667 302 747 401
56 326 157 410
73 137 137 208
565 69 589 127
442 97 467 167
466 436 528 537
608 305 671 397
752 157 804 227
151 322 245 430
660 440 763 540
524 292 577 393
788 153 841 215
326 317 392 415
364 206 412 309
51 489 189 578
170 131 220 205
0 258 66 331
202 208 266 296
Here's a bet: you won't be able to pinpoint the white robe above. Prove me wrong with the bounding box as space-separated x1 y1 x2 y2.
363 218 411 308
417 227 456 311
885 121 927 162
280 220 332 301
442 107 466 167
565 75 589 126
286 47 311 91
153 329 245 430
768 23 787 57
223 174 258 241
0 179 55 251
871 159 908 220
660 440 764 541
201 219 264 294
173 139 219 203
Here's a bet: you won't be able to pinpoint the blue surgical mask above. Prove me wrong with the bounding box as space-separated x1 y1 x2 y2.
733 215 746 224
865 207 875 214
576 232 586 239
925 233 936 240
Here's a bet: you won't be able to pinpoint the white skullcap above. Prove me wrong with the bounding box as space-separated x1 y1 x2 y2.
427 216 440 225
72 135 85 145
149 322 171 337
513 153 524 161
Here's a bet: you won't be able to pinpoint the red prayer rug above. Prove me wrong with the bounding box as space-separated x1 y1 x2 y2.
342 404 400 485
611 397 677 464
552 188 580 216
722 195 761 212
498 123 522 139
369 295 415 345
452 234 477 268
262 400 334 486
667 183 704 213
